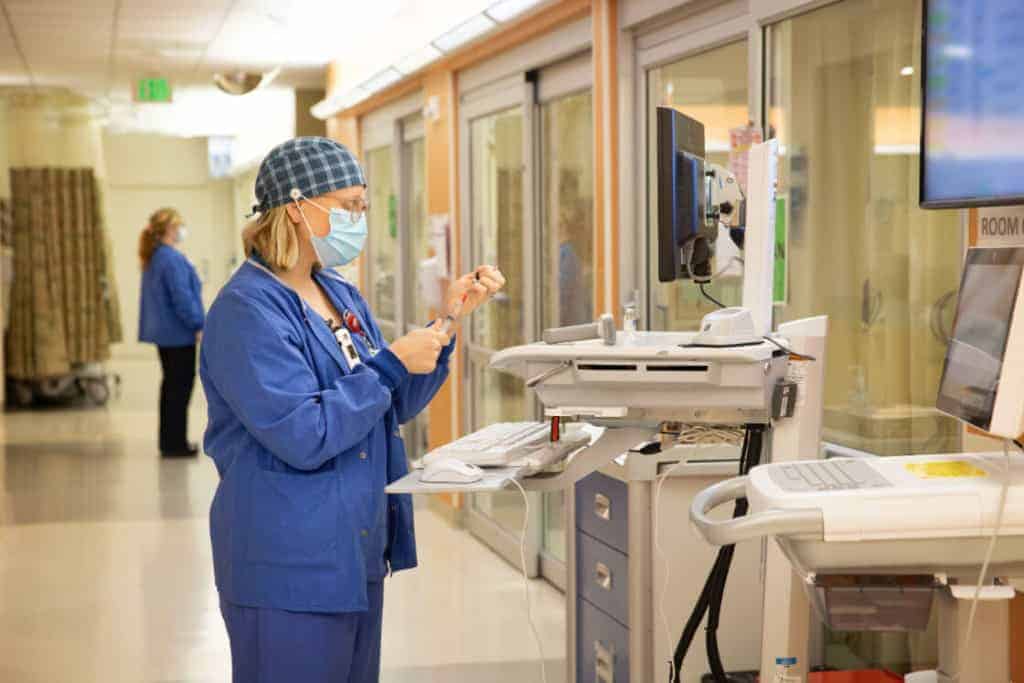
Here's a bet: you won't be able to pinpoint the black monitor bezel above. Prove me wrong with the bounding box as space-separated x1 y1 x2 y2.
656 106 707 282
918 0 1024 210
935 246 1024 430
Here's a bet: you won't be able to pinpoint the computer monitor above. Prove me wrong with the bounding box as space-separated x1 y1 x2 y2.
936 247 1024 439
920 0 1024 208
656 106 711 282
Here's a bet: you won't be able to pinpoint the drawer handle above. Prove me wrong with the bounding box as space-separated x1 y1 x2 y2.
595 561 613 591
594 493 611 521
594 639 615 682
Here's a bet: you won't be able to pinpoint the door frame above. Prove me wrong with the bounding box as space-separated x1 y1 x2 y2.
459 77 544 575
624 1 760 330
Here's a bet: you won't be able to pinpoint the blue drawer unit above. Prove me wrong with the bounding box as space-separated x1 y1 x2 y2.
577 597 629 683
576 530 629 627
575 471 629 553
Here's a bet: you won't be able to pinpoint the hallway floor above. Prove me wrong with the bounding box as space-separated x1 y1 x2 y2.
0 358 566 682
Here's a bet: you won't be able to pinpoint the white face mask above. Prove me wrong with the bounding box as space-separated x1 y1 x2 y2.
175 226 188 243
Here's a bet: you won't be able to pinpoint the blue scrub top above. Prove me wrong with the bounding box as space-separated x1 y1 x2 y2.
138 244 205 347
200 258 454 614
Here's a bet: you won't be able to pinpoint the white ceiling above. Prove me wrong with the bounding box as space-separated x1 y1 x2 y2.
0 0 497 135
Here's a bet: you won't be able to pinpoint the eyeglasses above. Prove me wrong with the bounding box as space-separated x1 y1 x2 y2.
298 195 370 221
333 197 370 221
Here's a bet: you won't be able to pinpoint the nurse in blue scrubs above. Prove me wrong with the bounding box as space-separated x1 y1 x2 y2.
138 207 205 458
199 137 504 683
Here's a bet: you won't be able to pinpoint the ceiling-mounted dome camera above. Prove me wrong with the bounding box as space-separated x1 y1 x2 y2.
213 67 281 96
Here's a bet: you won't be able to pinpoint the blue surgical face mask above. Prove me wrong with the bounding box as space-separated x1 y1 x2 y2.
293 192 368 268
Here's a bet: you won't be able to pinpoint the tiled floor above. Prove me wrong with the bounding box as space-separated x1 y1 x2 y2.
0 358 566 682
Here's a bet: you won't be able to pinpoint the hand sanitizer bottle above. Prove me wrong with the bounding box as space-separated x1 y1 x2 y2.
773 657 800 683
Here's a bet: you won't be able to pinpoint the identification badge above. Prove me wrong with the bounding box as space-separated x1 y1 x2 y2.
334 327 362 370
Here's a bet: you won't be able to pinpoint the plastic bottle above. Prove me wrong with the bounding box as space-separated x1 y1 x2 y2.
623 302 639 345
773 657 800 683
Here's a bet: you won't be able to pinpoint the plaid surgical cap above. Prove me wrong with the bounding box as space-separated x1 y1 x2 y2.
252 136 366 214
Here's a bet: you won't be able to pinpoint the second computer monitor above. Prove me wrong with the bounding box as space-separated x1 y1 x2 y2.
656 106 710 282
936 246 1024 439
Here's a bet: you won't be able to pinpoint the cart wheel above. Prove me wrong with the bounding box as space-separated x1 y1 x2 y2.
83 378 110 405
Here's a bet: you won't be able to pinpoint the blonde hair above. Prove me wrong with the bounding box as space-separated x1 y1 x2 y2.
242 206 301 271
139 207 183 268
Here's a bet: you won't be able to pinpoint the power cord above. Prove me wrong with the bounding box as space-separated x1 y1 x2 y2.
656 424 748 680
671 425 764 682
509 479 548 683
699 284 727 309
950 441 1013 681
655 457 690 682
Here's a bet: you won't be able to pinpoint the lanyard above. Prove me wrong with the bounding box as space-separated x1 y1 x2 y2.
342 309 378 354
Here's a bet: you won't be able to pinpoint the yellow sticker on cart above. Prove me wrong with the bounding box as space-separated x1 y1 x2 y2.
905 461 988 479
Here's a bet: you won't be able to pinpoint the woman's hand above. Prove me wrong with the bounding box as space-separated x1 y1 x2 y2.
389 327 451 374
445 265 506 319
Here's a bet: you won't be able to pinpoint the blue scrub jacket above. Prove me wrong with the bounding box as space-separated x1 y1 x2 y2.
200 258 453 614
138 244 205 347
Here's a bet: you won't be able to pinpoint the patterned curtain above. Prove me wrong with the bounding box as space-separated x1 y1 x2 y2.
7 168 123 380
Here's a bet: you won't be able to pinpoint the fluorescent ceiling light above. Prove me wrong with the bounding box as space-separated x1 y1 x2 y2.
485 0 545 22
900 66 914 76
433 13 496 52
395 44 443 75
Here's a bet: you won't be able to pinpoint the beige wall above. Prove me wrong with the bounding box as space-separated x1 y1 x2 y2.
104 132 239 360
295 89 327 138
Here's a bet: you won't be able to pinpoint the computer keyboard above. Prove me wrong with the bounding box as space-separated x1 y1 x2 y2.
422 421 588 468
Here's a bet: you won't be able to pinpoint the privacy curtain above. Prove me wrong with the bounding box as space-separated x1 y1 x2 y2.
7 167 123 380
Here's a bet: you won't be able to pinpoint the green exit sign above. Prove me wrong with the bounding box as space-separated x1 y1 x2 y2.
136 78 172 103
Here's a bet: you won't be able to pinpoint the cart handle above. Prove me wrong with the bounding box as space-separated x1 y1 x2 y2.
689 476 825 546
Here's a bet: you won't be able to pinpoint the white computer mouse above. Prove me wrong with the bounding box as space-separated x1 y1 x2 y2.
420 458 484 484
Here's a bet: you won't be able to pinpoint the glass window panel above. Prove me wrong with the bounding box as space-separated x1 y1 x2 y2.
406 137 437 327
540 89 594 564
470 108 526 349
769 0 962 460
647 40 749 331
367 145 397 324
403 136 432 462
468 107 528 529
542 90 595 329
769 0 962 672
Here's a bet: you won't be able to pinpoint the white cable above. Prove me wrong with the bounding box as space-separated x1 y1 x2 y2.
654 456 689 682
950 441 1012 681
509 478 548 683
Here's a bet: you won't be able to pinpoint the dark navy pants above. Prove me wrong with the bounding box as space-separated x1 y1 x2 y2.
220 582 384 683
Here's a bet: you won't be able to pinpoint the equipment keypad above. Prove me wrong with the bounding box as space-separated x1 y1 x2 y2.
769 459 892 492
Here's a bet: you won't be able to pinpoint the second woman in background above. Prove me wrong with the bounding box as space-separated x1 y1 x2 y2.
138 208 205 458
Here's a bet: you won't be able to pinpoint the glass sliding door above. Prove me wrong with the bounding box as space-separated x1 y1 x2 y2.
461 59 592 582
401 131 432 462
539 88 594 571
767 0 961 673
646 40 749 332
467 106 531 540
768 0 962 459
365 145 398 341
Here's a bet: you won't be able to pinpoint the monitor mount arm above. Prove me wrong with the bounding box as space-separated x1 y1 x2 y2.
705 163 745 241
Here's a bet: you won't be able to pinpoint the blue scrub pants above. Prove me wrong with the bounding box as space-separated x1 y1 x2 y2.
220 581 384 683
